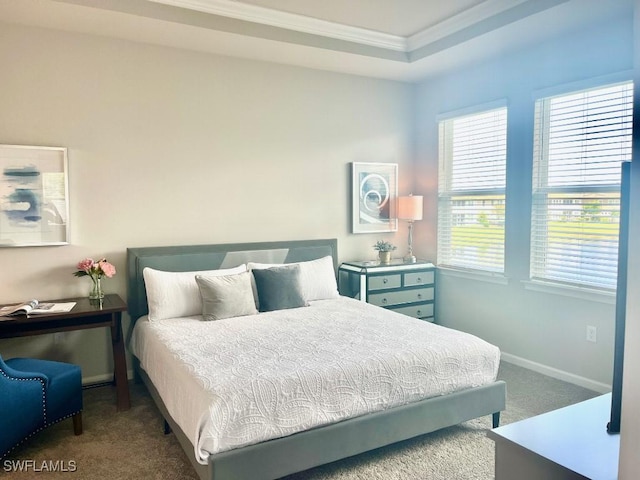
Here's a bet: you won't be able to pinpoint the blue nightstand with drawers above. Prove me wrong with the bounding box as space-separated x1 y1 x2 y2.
338 260 436 322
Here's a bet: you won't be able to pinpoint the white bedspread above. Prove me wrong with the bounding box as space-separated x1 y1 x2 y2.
130 296 500 464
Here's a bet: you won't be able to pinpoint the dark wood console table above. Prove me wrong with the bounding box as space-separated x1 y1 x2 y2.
0 294 130 411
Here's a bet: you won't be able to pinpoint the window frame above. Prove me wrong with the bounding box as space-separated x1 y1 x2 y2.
437 102 508 274
529 80 633 291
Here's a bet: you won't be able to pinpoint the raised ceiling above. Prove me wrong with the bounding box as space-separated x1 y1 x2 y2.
235 0 488 37
0 0 633 82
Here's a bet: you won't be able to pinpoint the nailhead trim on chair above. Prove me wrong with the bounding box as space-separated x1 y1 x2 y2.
0 410 82 460
0 369 47 421
0 368 82 460
0 368 47 460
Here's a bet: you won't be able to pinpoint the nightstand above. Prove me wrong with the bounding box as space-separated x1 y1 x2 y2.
338 260 436 322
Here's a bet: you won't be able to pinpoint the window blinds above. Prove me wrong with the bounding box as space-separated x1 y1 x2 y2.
438 107 507 272
531 81 633 289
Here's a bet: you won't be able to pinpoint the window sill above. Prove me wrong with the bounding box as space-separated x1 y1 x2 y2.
437 266 509 285
522 280 616 304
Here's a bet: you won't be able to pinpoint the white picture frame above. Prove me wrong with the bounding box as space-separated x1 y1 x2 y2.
0 144 69 247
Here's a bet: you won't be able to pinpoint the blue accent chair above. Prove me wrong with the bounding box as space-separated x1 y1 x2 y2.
0 355 83 458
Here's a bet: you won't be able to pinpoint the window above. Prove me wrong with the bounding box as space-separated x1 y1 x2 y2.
438 106 507 272
531 81 633 290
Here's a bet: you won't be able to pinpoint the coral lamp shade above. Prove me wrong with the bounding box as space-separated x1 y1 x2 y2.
397 195 423 221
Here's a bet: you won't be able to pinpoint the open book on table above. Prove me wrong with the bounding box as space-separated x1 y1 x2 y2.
0 299 76 317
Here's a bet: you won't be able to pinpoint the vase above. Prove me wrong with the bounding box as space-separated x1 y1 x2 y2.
379 251 392 264
89 276 104 300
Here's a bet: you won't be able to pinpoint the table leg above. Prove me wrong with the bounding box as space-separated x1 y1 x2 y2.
110 312 131 411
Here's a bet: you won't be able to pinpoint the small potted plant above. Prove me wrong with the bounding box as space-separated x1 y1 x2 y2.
373 240 397 264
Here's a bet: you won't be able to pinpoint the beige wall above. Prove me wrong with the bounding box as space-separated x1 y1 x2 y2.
0 23 413 381
414 14 633 391
1 11 632 395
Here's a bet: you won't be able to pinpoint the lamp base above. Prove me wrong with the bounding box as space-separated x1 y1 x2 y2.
404 254 417 264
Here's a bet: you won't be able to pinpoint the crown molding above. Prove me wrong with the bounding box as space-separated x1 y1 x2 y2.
148 0 408 51
407 0 530 50
0 0 628 83
149 0 555 55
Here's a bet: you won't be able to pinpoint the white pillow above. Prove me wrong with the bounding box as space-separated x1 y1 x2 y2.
248 256 338 302
143 265 246 321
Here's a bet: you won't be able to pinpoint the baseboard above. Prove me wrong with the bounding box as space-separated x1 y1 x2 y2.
501 352 611 394
82 369 134 386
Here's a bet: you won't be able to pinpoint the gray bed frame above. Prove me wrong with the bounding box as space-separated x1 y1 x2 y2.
126 238 506 480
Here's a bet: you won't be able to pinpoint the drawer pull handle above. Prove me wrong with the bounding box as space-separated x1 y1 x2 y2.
417 277 422 282
417 293 422 299
383 278 388 284
382 298 388 304
417 310 422 316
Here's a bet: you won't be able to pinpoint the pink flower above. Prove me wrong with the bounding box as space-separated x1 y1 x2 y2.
77 258 95 272
74 257 116 279
99 260 116 278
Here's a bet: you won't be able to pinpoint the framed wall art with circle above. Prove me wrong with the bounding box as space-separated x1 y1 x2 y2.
351 162 398 234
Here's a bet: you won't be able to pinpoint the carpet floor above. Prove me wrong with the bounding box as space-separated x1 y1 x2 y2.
3 362 598 479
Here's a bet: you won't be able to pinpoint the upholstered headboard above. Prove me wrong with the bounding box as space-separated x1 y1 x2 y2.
126 238 338 321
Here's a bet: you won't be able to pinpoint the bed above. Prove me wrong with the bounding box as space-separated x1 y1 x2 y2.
126 238 506 480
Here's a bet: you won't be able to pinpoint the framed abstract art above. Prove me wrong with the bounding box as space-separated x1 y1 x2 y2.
351 162 398 234
0 144 69 247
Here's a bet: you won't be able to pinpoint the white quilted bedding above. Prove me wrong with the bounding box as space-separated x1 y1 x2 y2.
130 296 500 464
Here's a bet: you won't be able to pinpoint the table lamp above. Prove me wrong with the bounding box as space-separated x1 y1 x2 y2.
397 194 423 263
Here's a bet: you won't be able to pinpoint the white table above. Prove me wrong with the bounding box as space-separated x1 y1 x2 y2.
488 393 619 480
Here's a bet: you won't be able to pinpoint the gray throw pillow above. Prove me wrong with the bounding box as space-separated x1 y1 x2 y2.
196 271 258 320
252 265 308 312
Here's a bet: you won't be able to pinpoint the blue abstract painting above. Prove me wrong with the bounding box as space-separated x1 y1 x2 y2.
3 165 42 223
0 145 68 246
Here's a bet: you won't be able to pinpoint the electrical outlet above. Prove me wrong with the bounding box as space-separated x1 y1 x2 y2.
586 326 597 343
